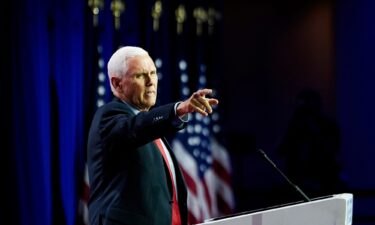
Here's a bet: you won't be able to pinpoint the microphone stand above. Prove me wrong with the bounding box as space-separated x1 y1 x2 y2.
257 149 311 202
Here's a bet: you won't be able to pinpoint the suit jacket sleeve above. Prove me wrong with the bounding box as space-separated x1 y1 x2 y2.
96 99 186 152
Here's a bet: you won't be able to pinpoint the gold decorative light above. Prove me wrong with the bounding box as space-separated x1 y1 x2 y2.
111 0 125 30
151 0 163 32
88 0 104 26
175 4 186 35
193 7 207 36
207 7 222 35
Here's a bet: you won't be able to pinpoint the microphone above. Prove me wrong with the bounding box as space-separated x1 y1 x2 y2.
257 149 311 202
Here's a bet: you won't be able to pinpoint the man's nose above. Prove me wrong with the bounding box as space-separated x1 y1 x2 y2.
145 74 154 85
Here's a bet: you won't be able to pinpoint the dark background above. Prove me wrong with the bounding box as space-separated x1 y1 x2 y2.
1 0 374 224
221 0 375 224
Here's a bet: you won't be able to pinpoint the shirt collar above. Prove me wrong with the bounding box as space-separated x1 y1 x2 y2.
121 100 140 115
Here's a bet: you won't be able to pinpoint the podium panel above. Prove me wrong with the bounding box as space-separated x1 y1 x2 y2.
197 193 353 225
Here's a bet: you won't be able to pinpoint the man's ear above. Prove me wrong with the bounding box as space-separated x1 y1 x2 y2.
111 76 121 92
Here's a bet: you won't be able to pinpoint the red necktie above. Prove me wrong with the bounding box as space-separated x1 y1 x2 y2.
154 138 182 225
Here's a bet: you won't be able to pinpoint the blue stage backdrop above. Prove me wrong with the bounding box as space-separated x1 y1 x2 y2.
4 0 375 224
6 0 232 225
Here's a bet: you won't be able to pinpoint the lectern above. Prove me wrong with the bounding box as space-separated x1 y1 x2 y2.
197 193 353 225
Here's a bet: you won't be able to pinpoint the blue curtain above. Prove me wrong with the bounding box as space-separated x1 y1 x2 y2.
8 0 85 224
335 1 375 223
336 0 375 189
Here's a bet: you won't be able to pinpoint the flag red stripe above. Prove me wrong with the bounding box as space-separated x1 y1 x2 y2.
202 180 212 216
217 191 232 215
180 166 198 196
82 182 89 202
188 210 199 225
213 159 231 185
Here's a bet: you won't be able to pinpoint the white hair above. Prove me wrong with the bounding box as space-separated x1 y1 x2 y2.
107 46 149 92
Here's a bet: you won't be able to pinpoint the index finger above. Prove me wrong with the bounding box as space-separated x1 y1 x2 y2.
196 89 213 97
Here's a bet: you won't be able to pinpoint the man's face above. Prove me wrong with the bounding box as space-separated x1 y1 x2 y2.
121 55 158 111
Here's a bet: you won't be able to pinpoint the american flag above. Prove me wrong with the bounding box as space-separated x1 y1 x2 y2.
78 41 108 225
172 59 235 224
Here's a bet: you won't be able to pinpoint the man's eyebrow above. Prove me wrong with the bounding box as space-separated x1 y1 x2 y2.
134 69 156 74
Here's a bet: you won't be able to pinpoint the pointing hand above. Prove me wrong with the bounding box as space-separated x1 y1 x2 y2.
177 89 219 117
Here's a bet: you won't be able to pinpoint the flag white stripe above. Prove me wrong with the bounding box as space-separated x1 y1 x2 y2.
211 137 232 173
204 169 219 217
173 140 198 177
212 171 235 210
173 139 213 220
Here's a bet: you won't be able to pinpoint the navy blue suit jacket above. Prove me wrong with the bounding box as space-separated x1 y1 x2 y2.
87 97 188 225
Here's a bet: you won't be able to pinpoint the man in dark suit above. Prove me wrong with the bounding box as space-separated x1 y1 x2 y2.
87 46 218 225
